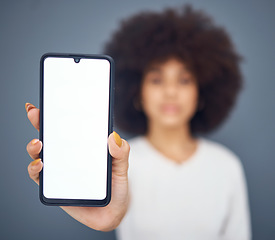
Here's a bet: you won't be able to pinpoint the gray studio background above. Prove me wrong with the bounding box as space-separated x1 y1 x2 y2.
1 0 274 239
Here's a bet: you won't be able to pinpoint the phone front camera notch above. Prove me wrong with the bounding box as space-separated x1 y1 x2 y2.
74 58 80 63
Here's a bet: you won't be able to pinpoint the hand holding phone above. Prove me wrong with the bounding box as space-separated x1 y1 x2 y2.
25 53 131 230
26 104 130 231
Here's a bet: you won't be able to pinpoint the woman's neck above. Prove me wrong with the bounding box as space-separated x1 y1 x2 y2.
145 122 198 164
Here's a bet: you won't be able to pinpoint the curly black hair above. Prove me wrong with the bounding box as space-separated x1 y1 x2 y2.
103 4 243 135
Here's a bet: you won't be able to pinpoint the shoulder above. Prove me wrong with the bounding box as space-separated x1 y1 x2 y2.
200 138 239 160
127 136 150 161
126 135 157 169
198 138 245 178
127 136 147 151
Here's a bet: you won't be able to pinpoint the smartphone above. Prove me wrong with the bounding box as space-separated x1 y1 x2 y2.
39 53 114 206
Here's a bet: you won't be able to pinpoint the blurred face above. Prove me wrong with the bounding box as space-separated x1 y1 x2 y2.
141 58 198 130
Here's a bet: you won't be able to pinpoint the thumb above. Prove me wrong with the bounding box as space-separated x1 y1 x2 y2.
108 132 130 178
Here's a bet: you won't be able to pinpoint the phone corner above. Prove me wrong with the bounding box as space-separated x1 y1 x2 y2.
101 195 112 207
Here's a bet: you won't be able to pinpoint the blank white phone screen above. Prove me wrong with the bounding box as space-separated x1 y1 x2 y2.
43 57 110 200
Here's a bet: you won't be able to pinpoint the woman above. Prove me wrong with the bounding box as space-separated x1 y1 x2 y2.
26 4 251 240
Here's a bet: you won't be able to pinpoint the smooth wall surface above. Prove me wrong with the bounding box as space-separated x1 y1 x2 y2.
1 0 274 239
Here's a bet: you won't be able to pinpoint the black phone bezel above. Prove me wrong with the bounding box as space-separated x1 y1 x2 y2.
39 53 114 206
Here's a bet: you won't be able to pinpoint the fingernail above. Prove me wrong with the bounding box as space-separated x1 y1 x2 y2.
31 158 41 166
31 139 39 145
113 131 122 147
25 102 35 113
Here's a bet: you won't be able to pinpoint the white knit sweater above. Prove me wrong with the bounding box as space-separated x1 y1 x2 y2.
116 136 251 240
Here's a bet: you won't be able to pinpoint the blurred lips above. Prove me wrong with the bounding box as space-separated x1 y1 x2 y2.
160 104 181 114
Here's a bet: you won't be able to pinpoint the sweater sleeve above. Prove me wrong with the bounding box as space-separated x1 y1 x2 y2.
222 159 252 240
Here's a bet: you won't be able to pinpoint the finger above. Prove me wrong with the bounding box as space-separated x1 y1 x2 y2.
25 103 40 132
108 132 130 177
26 139 43 160
28 158 43 185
